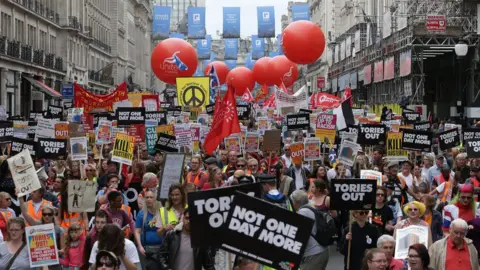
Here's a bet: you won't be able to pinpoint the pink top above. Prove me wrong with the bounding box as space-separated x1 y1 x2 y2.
60 234 86 267
389 258 405 270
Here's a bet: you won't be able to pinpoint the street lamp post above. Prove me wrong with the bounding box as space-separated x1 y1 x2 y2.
455 39 468 118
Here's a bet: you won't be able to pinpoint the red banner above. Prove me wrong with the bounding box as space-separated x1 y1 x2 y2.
74 82 128 113
317 77 325 89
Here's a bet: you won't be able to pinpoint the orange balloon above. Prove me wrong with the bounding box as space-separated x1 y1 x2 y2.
151 38 198 84
268 55 299 87
226 67 255 96
204 61 230 85
252 57 272 85
282 21 326 64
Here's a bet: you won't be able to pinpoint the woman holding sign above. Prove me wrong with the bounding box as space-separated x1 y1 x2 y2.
0 218 33 269
394 201 432 247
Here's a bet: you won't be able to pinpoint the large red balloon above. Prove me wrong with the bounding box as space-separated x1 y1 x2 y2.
252 57 272 85
151 38 198 84
268 55 299 87
226 67 255 96
282 21 326 64
204 61 230 85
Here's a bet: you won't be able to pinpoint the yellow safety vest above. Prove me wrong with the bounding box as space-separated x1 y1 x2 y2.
159 205 188 226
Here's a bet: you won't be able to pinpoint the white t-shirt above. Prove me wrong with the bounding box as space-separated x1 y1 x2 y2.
89 239 140 270
398 172 415 202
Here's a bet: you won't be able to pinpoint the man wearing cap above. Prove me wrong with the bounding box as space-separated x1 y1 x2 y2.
430 164 456 203
258 174 293 211
397 160 416 202
384 182 404 226
204 157 219 170
384 162 415 207
443 184 480 233
427 155 448 187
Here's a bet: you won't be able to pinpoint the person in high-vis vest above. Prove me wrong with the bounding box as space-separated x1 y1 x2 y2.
19 187 52 226
429 165 456 203
156 183 187 237
58 181 89 231
0 192 15 237
185 156 209 189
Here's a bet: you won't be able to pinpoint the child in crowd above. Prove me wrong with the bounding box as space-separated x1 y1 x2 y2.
60 223 86 269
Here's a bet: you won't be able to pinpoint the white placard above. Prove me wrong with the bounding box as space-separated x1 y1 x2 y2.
68 180 97 212
361 170 383 186
7 149 41 196
70 137 88 161
158 153 185 200
394 225 429 259
34 118 56 141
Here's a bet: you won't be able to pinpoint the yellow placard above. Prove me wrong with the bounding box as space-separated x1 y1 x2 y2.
112 133 135 165
128 92 152 107
176 77 210 109
157 124 174 136
315 129 336 144
386 132 408 161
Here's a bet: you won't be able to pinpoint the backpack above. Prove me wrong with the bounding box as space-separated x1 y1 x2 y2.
300 205 337 247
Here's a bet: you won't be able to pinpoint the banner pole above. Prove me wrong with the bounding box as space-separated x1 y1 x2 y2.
97 144 104 169
346 210 353 270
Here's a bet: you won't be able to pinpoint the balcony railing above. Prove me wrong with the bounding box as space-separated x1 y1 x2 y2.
21 45 32 61
33 49 44 65
89 70 114 85
0 36 6 54
66 16 81 30
7 41 20 58
92 39 111 53
45 53 55 69
84 26 93 37
13 0 59 25
54 57 63 71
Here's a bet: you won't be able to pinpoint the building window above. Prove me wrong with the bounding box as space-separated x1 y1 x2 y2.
15 19 24 43
1 13 13 39
49 35 56 54
39 30 47 52
28 25 37 48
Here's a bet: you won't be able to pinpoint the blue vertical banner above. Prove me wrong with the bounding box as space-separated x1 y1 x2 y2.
152 6 171 39
188 7 206 39
225 60 237 71
245 53 255 70
169 33 185 39
197 35 211 60
257 6 275 38
277 34 283 54
194 66 203 76
223 7 241 38
291 4 310 21
224 39 238 60
251 35 265 60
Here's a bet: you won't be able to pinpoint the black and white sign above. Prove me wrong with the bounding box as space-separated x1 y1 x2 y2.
286 113 310 130
437 128 460 151
188 183 262 248
35 138 67 159
402 111 420 123
10 138 35 156
48 105 63 118
155 133 178 153
222 192 314 270
206 104 215 115
166 107 182 117
465 140 480 158
357 124 386 145
0 121 14 142
299 109 313 114
330 179 377 210
27 121 37 139
413 121 431 131
160 102 172 109
29 111 43 122
116 108 146 125
401 129 432 152
145 111 167 125
93 112 115 128
236 105 251 120
463 128 480 144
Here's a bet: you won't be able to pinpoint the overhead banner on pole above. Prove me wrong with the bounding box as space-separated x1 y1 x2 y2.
223 7 240 38
292 3 310 21
197 35 211 60
257 6 275 38
224 39 239 60
152 6 171 39
188 6 206 39
252 35 265 60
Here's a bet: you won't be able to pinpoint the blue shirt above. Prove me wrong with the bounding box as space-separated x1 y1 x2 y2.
135 210 163 246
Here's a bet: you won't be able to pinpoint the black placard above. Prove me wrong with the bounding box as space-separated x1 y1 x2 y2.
63 102 73 109
27 121 36 139
401 129 432 152
236 105 251 120
10 138 35 156
116 107 146 125
463 128 480 143
413 121 431 131
48 105 63 118
437 128 460 150
402 111 420 123
330 179 377 210
0 121 14 142
188 183 262 248
35 138 67 159
286 113 310 130
166 107 182 117
465 140 480 158
155 133 178 152
222 192 313 270
357 124 386 145
299 109 313 114
93 112 115 128
29 111 43 122
159 102 172 109
206 104 215 115
145 111 167 125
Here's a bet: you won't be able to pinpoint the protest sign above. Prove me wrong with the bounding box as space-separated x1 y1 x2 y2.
190 123 201 153
34 118 55 141
13 120 28 139
127 124 145 143
92 112 114 128
10 137 35 157
206 104 215 115
155 133 178 153
401 129 432 152
402 111 420 123
7 149 41 196
48 104 63 118
437 128 460 150
26 223 59 267
174 124 192 152
225 134 241 152
358 124 386 145
361 170 383 186
158 153 185 200
286 113 310 130
338 140 361 167
167 107 182 117
465 140 480 158
197 113 209 126
315 114 336 144
463 128 480 144
116 107 146 125
0 121 13 142
68 108 83 123
67 180 97 212
221 192 313 270
96 120 112 145
304 138 321 161
258 117 269 133
413 121 431 131
290 142 304 165
29 111 43 121
387 132 408 162
263 130 282 152
275 85 309 116
146 125 158 154
330 179 377 210
160 102 172 109
36 138 67 159
188 183 262 248
142 94 159 111
112 133 135 165
394 225 429 259
28 121 37 139
244 132 260 152
145 111 167 125
157 124 174 136
236 105 251 120
54 122 69 139
70 137 88 161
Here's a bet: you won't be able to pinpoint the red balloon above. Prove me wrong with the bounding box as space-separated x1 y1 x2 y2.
204 61 230 85
226 67 255 96
268 55 299 87
282 21 326 64
252 57 272 85
151 38 198 84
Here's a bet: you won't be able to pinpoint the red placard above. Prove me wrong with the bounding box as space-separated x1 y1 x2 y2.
426 15 446 33
317 77 325 89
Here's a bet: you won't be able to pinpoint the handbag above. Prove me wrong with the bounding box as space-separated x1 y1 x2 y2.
6 242 26 270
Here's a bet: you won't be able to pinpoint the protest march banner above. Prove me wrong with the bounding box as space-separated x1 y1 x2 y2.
387 132 408 162
244 132 260 152
361 170 383 186
13 120 28 139
188 183 262 248
96 120 112 145
465 140 480 158
413 121 431 131
221 192 313 270
357 124 386 145
74 83 128 114
401 129 432 152
290 142 304 165
26 223 59 267
116 107 146 126
112 133 135 166
10 137 36 156
0 121 13 142
437 128 460 150
286 113 310 130
338 140 361 167
155 133 178 153
315 114 337 144
7 149 41 196
304 137 321 161
330 179 377 210
176 77 210 109
275 85 309 115
402 111 420 123
54 122 69 139
145 125 157 154
394 225 429 259
463 128 480 144
68 180 97 212
36 138 67 159
34 118 55 141
70 137 88 161
225 134 241 152
158 153 185 200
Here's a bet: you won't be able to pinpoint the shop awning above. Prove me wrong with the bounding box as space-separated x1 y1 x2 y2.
23 76 62 98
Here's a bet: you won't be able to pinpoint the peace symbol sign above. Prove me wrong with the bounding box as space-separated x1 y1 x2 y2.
182 85 206 107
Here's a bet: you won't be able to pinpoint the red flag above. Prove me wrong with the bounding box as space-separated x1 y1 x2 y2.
204 85 241 154
342 87 353 107
254 84 269 102
241 88 254 102
315 92 341 109
309 92 317 109
264 94 276 108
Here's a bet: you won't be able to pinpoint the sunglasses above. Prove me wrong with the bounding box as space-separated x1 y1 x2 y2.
237 164 246 168
86 169 95 172
356 211 369 216
376 193 385 197
42 213 54 217
461 196 473 200
408 208 419 212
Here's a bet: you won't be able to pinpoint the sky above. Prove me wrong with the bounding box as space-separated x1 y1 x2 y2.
205 0 306 39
